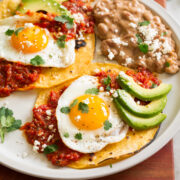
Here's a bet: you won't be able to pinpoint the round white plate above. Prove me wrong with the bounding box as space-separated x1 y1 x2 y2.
0 0 180 179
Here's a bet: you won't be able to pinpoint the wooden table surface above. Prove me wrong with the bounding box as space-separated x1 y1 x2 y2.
0 0 174 180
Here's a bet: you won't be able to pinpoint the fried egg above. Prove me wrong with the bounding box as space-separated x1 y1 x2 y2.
56 76 128 153
0 15 75 67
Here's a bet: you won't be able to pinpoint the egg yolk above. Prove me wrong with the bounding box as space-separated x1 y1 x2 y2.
69 95 109 130
11 26 49 53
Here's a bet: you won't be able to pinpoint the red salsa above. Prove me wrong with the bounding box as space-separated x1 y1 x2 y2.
0 59 41 97
21 68 160 167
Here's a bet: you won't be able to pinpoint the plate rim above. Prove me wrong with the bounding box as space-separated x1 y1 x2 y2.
0 0 180 179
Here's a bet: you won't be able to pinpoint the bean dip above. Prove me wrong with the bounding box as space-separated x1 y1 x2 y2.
93 0 180 74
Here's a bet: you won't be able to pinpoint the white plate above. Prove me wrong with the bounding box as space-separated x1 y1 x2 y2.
0 0 180 179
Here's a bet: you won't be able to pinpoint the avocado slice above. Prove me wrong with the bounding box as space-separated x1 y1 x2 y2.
114 98 166 130
117 71 172 101
116 89 167 117
16 0 68 15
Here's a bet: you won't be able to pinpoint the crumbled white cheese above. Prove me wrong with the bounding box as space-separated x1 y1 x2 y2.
120 51 125 57
129 22 137 28
114 29 118 33
149 39 161 52
48 124 54 130
162 39 172 54
155 52 162 61
126 57 133 64
73 13 84 23
130 37 135 43
24 23 34 28
47 134 54 142
107 49 114 60
99 86 104 92
82 98 90 104
112 38 128 46
110 89 115 94
138 25 158 41
42 144 47 151
75 115 81 121
105 92 110 96
33 140 40 152
94 68 100 73
113 91 118 98
46 110 52 116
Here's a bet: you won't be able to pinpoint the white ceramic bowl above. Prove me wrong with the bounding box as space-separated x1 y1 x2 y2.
0 0 180 179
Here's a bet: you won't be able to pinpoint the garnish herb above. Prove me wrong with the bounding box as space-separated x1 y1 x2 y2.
138 21 150 26
109 164 112 168
44 144 58 154
30 55 45 66
54 15 74 29
151 83 158 89
0 107 22 143
49 54 53 58
165 62 170 67
161 32 167 36
138 43 148 54
74 132 82 140
78 102 89 113
85 88 99 95
104 120 112 131
14 27 24 36
106 85 111 91
60 107 70 114
136 34 143 44
5 29 14 36
70 99 78 108
64 132 69 138
57 35 66 48
103 76 111 86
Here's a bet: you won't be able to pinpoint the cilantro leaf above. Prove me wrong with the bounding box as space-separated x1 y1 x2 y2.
78 102 89 113
57 35 66 48
165 62 170 67
104 120 112 131
151 83 158 89
5 29 14 36
54 15 74 29
161 32 167 36
14 27 24 36
60 107 70 114
70 99 78 109
44 144 58 154
106 85 111 91
85 88 99 95
136 34 143 44
64 132 69 138
0 107 22 143
138 21 150 26
103 76 111 86
74 133 82 140
138 43 148 54
6 120 22 132
30 55 45 66
109 164 112 168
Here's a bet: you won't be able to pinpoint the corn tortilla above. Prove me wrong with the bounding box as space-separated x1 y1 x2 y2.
35 63 159 169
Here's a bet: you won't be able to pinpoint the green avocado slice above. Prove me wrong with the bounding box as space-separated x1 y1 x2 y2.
114 98 166 130
117 71 172 101
116 89 167 117
16 0 68 15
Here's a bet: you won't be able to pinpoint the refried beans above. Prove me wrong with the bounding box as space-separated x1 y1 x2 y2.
93 0 180 74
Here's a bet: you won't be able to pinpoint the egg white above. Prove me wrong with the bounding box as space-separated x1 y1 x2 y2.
0 16 75 67
56 75 128 153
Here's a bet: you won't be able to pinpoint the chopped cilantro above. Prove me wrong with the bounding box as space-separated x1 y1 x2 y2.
70 99 78 108
109 164 112 168
138 43 148 54
64 132 69 138
60 107 70 114
104 120 112 131
49 54 53 58
44 144 58 154
14 27 24 36
5 29 14 36
54 15 74 29
161 32 167 36
106 85 111 91
74 132 82 140
85 88 99 95
0 107 22 143
78 102 89 113
165 62 170 67
30 55 45 66
138 21 150 26
136 34 143 44
103 76 111 86
57 35 66 48
151 83 158 89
